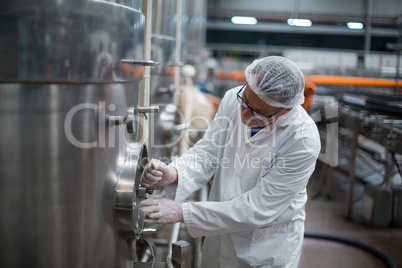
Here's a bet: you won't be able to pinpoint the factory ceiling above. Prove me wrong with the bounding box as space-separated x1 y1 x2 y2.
206 0 402 52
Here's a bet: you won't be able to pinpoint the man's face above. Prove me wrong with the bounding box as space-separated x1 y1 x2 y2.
239 84 283 127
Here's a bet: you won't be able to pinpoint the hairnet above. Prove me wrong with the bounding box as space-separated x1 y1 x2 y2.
244 56 305 108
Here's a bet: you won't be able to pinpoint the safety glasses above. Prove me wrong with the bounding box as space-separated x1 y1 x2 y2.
236 82 281 122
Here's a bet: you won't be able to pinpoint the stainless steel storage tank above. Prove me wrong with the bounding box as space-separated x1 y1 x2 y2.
0 0 147 267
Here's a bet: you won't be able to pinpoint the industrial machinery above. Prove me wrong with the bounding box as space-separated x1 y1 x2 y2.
337 93 402 226
0 0 204 267
311 87 402 227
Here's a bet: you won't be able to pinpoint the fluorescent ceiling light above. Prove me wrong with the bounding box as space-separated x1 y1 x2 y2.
347 22 363 29
287 18 312 27
231 16 257 25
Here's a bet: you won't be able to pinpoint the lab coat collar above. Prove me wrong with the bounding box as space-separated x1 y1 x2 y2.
246 120 278 142
246 107 299 142
276 106 299 127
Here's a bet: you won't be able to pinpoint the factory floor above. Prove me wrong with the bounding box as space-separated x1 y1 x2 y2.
299 162 402 268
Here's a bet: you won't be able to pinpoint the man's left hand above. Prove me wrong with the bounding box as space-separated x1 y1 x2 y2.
139 197 183 224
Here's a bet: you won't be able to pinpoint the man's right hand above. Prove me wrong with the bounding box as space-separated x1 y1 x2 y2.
141 159 177 187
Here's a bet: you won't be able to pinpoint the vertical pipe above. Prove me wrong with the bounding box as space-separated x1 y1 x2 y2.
396 52 401 94
291 0 299 19
166 0 184 264
364 0 372 54
155 0 163 35
396 16 402 94
174 0 183 105
194 185 209 268
175 0 188 156
138 0 153 144
346 119 359 220
384 149 394 185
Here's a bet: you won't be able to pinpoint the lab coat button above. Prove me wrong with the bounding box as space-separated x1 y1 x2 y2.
222 254 228 260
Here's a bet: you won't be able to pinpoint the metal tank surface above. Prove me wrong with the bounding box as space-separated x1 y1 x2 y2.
0 0 149 267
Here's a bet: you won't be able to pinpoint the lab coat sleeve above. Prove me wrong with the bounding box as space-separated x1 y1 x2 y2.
182 133 321 237
166 88 239 202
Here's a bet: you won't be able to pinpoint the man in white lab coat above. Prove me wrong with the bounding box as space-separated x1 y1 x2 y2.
140 56 321 267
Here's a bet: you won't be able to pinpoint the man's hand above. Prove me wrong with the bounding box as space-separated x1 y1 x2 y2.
139 197 183 224
141 159 177 187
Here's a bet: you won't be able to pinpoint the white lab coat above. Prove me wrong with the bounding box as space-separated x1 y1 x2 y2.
167 86 321 267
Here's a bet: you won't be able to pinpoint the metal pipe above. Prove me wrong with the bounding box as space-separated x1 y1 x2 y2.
175 0 188 157
121 59 160 66
138 0 153 144
395 51 401 94
346 118 360 220
384 149 394 185
194 186 209 268
155 0 163 35
173 0 183 106
364 0 372 54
